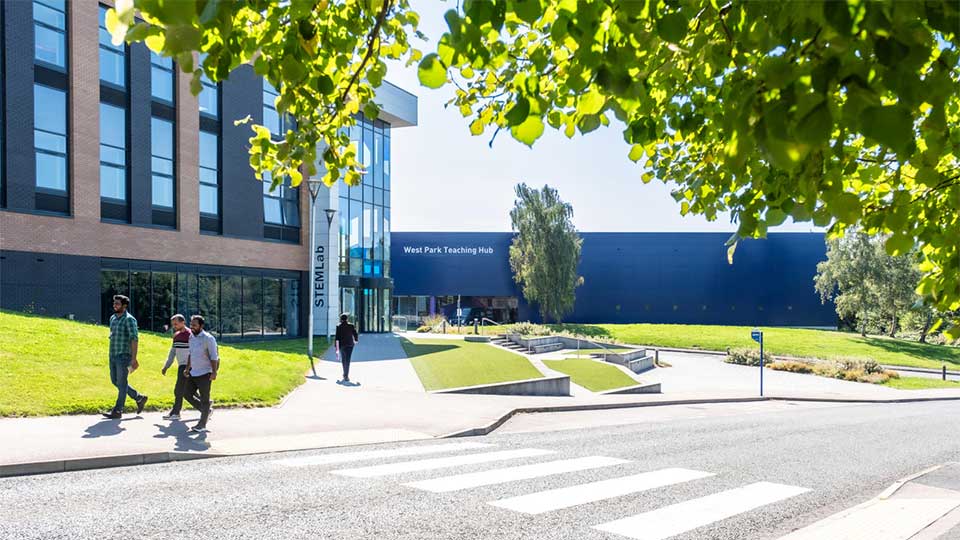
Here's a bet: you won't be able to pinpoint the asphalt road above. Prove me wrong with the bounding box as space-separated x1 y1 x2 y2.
2 400 960 540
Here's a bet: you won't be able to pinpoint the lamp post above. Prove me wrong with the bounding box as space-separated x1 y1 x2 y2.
306 178 324 377
323 208 337 346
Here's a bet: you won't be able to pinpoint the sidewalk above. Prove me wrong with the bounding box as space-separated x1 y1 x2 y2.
3 339 960 477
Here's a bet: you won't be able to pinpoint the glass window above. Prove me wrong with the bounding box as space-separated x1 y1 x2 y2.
242 276 263 337
199 274 220 337
283 278 300 337
220 275 241 338
199 131 219 216
34 0 66 69
100 269 129 324
383 129 391 190
100 103 127 202
374 131 383 188
263 278 283 336
362 124 373 171
129 270 150 325
349 199 362 275
177 272 197 318
198 55 218 118
99 6 125 87
262 83 299 233
373 206 382 265
363 204 373 264
151 118 174 209
34 84 68 193
150 52 174 103
152 272 175 332
339 197 349 273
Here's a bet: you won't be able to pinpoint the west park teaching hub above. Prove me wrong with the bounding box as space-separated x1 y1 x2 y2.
0 2 836 339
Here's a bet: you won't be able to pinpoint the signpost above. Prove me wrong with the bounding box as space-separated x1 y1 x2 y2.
751 328 764 396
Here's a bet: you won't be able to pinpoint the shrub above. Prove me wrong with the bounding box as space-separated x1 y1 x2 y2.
836 358 883 374
883 369 900 379
857 372 892 384
422 314 446 330
767 360 814 374
841 369 866 382
415 325 431 333
512 321 551 336
725 348 773 366
812 364 840 378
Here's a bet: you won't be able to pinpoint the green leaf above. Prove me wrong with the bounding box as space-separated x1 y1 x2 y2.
281 56 307 83
860 105 916 158
417 53 446 89
511 115 544 147
316 74 334 95
512 0 543 25
823 1 852 35
795 102 833 146
505 97 531 126
469 118 484 136
577 89 605 116
164 25 202 54
628 144 644 162
189 73 203 97
199 0 220 24
656 12 688 43
885 234 914 256
363 101 380 121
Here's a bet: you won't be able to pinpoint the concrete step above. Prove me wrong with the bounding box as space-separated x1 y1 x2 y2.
529 342 565 355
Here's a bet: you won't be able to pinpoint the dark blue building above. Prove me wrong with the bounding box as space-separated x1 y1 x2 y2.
390 232 836 328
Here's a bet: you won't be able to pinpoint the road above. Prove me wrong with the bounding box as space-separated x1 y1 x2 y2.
2 400 959 540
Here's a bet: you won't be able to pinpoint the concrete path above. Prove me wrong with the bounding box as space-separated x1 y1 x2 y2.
319 333 423 391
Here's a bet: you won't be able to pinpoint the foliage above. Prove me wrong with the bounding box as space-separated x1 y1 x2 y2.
400 337 543 390
724 347 772 366
765 356 899 383
542 358 638 392
415 325 431 333
510 321 552 336
814 232 922 336
0 310 319 417
111 1 960 334
422 314 447 330
509 183 583 323
766 360 813 374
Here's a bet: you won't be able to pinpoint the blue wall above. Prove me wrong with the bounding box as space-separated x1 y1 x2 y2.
391 232 836 327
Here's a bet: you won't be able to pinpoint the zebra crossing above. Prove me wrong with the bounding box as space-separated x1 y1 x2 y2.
273 441 811 539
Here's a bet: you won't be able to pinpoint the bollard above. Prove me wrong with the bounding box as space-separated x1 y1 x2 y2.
944 365 948 381
442 320 446 334
474 319 479 335
655 348 660 365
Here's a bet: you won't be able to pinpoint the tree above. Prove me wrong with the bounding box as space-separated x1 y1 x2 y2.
108 0 960 337
814 232 920 337
509 184 583 323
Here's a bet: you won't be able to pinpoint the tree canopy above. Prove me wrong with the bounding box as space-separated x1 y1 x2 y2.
108 0 960 337
509 184 583 323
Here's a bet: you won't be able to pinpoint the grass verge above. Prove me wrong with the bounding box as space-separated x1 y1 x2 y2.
882 377 960 390
542 359 638 392
0 310 322 417
554 323 960 370
400 337 543 391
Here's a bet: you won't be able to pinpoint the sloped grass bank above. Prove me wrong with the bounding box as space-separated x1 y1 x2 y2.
401 338 543 391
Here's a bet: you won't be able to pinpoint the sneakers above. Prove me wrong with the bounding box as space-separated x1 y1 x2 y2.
136 395 148 415
190 425 208 433
101 410 122 420
162 413 181 420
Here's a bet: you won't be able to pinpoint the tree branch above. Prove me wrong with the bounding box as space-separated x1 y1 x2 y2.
336 0 393 109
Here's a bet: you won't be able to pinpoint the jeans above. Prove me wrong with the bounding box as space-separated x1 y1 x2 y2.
340 347 354 380
184 373 212 428
170 366 201 415
109 354 142 413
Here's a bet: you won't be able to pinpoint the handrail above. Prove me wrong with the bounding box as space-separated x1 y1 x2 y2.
480 317 504 329
575 335 628 359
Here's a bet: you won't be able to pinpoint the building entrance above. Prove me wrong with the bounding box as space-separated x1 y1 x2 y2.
341 286 391 333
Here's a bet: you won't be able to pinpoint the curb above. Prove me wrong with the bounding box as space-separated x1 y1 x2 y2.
0 451 216 479
883 365 960 377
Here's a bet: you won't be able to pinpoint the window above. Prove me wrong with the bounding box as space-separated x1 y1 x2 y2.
220 275 241 338
199 130 220 232
150 52 174 103
198 59 218 118
262 82 300 242
34 0 66 69
98 6 125 87
34 84 68 194
242 276 263 337
99 103 128 220
151 118 175 225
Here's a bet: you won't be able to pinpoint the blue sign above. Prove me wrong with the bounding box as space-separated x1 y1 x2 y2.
751 329 763 343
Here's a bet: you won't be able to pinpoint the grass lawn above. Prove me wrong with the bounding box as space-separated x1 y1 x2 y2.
883 377 960 390
400 337 543 391
543 359 638 392
554 323 960 370
0 310 324 417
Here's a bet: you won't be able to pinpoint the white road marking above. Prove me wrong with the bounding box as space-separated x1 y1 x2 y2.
405 456 629 493
330 448 553 478
490 467 714 515
594 481 811 540
273 442 495 467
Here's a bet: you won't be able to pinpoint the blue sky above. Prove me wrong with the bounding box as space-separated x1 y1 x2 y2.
387 1 818 234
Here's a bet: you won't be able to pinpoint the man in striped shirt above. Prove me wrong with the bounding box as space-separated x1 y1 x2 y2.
161 314 199 421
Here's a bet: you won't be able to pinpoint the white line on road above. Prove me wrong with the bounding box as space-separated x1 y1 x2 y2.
404 456 629 493
594 481 811 540
272 442 495 468
490 467 714 515
330 448 554 478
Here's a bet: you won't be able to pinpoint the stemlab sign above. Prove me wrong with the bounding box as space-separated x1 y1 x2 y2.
313 245 325 308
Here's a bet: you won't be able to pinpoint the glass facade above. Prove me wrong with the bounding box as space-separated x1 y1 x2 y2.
98 6 124 88
338 115 392 332
33 0 66 69
150 118 175 212
261 82 300 242
150 52 174 103
99 103 127 203
101 263 300 340
33 0 69 214
198 130 220 226
34 84 68 193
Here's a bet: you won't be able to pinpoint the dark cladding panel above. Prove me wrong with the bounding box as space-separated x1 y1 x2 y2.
128 42 153 225
3 0 36 210
220 65 262 239
0 250 100 321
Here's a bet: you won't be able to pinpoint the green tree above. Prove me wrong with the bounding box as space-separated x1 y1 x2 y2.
108 0 960 337
509 184 583 323
814 232 920 337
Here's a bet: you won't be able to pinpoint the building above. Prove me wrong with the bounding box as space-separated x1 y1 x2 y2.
390 232 837 328
0 1 417 339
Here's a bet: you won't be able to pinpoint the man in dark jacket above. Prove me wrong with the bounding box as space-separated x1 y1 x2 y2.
334 314 359 383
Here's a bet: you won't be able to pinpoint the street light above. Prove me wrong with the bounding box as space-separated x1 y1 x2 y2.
323 207 337 346
306 178 324 377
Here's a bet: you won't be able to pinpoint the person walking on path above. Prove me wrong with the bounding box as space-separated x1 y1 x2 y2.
334 314 359 384
184 315 219 433
102 295 148 419
161 314 199 421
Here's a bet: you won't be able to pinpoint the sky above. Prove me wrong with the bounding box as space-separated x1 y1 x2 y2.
386 1 820 234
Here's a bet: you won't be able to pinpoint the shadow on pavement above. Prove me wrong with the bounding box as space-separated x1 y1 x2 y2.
152 423 210 452
337 380 362 387
82 417 139 438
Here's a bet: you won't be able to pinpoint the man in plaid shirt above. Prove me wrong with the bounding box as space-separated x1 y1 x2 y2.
103 295 148 419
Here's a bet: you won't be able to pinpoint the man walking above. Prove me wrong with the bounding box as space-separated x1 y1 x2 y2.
334 313 359 384
184 315 219 433
103 295 147 419
161 314 198 421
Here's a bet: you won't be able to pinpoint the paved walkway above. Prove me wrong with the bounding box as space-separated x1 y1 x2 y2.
3 335 960 475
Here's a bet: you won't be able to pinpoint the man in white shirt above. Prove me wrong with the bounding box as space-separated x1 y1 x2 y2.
184 314 219 433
